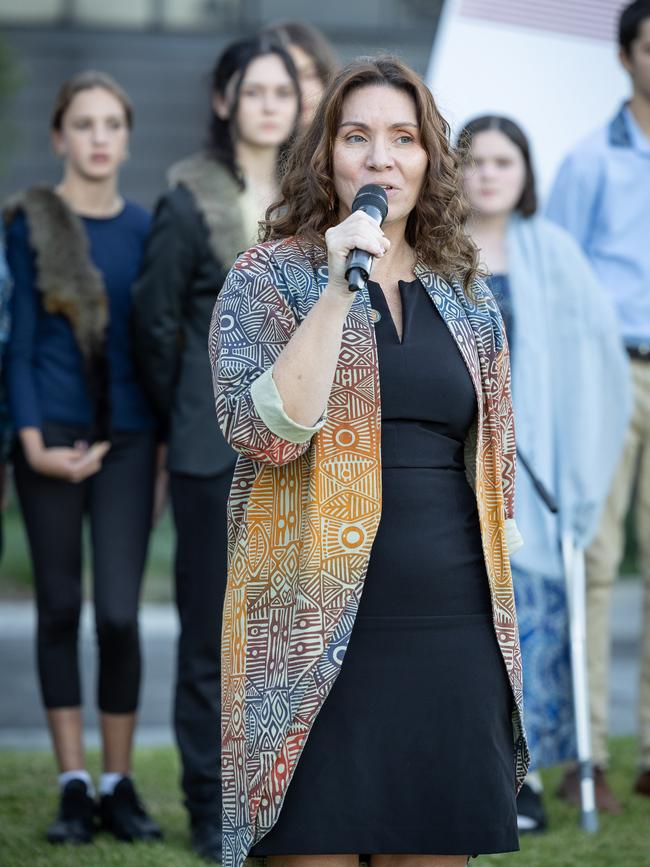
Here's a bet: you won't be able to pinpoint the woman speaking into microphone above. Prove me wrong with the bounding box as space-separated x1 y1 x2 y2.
210 56 528 867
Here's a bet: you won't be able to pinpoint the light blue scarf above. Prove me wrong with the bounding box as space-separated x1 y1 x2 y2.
507 214 632 577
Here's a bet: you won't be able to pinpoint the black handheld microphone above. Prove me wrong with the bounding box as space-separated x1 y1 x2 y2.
344 184 389 292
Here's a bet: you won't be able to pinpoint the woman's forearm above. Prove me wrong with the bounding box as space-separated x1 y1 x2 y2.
272 286 354 427
247 208 387 432
19 427 45 464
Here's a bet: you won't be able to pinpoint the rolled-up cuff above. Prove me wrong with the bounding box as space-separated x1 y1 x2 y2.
505 518 524 556
250 366 327 444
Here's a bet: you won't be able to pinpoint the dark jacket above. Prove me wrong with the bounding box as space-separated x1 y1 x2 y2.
133 153 246 476
4 189 154 439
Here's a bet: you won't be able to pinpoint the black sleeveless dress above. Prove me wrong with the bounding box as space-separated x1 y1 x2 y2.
252 278 519 857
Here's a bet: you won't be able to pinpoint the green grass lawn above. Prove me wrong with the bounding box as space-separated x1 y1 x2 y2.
0 739 648 866
0 746 202 866
481 737 650 866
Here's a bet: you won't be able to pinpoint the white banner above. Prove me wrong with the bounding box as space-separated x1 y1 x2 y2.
427 0 629 196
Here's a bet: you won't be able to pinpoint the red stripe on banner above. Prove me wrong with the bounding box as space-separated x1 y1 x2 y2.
460 0 620 43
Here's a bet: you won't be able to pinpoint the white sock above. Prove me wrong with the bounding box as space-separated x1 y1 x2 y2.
58 769 95 796
524 770 544 794
99 772 127 796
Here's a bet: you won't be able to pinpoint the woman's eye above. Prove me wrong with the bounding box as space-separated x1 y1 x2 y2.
107 118 124 130
72 119 91 130
396 135 414 144
346 134 366 143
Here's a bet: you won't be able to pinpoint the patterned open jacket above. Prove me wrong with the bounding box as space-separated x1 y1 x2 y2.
209 237 529 867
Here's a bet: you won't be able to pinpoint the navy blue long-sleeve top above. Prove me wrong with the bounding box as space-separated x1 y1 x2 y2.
5 201 156 433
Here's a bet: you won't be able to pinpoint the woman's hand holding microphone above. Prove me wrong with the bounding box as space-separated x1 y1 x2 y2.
324 210 390 300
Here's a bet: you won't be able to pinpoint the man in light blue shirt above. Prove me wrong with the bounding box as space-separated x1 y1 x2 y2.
547 0 650 808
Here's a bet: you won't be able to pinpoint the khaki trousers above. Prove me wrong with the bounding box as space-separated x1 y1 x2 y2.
586 358 650 771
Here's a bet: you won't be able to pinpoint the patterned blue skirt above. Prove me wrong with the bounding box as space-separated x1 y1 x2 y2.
513 565 577 770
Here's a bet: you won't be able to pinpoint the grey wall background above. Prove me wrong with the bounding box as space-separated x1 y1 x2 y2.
0 1 443 208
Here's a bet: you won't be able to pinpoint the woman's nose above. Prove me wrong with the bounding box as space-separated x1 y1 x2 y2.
92 124 109 145
479 162 497 180
262 94 277 114
367 137 394 170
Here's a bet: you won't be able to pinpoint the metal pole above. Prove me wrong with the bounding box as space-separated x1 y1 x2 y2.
562 532 599 833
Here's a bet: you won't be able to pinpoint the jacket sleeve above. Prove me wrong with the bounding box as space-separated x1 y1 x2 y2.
209 245 326 466
132 188 197 418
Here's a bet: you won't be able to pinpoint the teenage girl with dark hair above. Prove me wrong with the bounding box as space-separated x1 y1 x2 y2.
4 71 160 845
132 36 299 863
262 20 338 128
459 114 631 831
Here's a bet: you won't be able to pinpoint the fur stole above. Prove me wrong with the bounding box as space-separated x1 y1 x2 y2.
4 187 109 358
3 187 110 437
167 152 248 271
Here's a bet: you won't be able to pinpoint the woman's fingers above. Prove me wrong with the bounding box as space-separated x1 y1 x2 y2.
346 233 386 256
73 442 110 466
325 210 390 294
326 222 389 259
66 441 111 482
329 211 388 245
54 447 88 460
85 441 111 461
67 459 102 483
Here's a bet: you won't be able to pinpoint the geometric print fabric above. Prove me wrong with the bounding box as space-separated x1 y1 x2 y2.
209 238 529 867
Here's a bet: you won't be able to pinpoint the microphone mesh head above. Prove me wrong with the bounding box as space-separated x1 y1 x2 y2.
351 184 389 221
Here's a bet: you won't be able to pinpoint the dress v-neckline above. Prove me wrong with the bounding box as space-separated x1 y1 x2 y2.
368 279 416 346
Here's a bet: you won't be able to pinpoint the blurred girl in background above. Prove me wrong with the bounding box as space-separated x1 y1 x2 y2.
459 114 631 831
262 20 338 128
132 36 299 863
4 71 160 845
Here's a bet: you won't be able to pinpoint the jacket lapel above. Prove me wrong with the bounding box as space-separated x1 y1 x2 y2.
416 267 483 402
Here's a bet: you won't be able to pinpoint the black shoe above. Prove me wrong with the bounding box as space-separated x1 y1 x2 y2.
191 820 222 863
98 777 163 842
46 779 96 845
517 782 548 833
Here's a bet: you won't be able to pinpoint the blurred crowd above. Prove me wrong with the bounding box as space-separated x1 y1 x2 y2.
0 0 648 860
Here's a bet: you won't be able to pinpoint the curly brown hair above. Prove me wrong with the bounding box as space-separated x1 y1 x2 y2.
264 55 480 289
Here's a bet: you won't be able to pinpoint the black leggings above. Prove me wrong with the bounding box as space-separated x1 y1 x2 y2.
13 423 156 714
